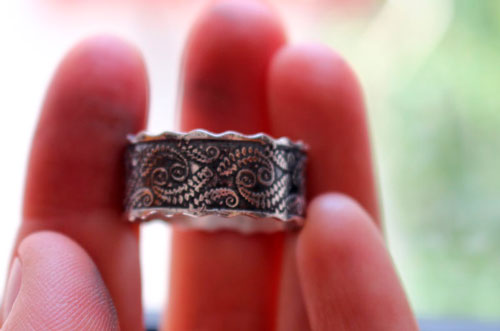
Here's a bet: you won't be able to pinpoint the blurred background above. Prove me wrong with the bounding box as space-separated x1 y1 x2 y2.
1 0 499 328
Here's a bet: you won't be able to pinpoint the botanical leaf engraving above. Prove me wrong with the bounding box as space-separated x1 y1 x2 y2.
125 136 306 220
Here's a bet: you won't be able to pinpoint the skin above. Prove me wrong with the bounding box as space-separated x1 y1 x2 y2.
0 0 418 330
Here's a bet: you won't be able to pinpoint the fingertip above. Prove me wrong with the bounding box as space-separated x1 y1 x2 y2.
45 34 149 131
206 0 284 26
4 231 119 330
190 0 286 58
17 231 112 304
269 42 362 104
268 43 379 220
180 0 286 132
298 193 379 270
18 230 89 262
269 42 365 147
69 34 146 68
297 194 417 330
25 34 149 217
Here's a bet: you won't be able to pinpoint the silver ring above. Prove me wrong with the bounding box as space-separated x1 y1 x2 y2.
125 129 307 232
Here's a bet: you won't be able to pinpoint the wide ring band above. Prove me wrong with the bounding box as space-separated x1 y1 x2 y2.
125 129 307 232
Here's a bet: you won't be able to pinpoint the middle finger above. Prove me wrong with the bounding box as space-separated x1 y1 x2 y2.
163 1 286 330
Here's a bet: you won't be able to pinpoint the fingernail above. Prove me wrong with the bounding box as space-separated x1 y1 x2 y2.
2 257 22 322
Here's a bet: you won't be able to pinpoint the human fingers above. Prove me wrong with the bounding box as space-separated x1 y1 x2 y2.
164 1 286 330
14 36 148 330
297 194 417 331
1 231 119 330
269 44 378 219
268 44 378 330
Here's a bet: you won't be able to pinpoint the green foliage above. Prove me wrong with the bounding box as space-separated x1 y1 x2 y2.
385 0 500 318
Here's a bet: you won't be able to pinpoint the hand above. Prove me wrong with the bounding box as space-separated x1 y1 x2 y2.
0 1 418 330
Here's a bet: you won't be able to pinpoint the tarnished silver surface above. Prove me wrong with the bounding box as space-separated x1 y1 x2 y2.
125 129 307 232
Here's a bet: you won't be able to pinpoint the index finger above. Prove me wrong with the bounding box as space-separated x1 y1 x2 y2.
12 36 148 330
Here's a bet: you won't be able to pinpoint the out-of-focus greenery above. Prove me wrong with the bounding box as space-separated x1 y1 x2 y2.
387 0 500 318
317 0 500 319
